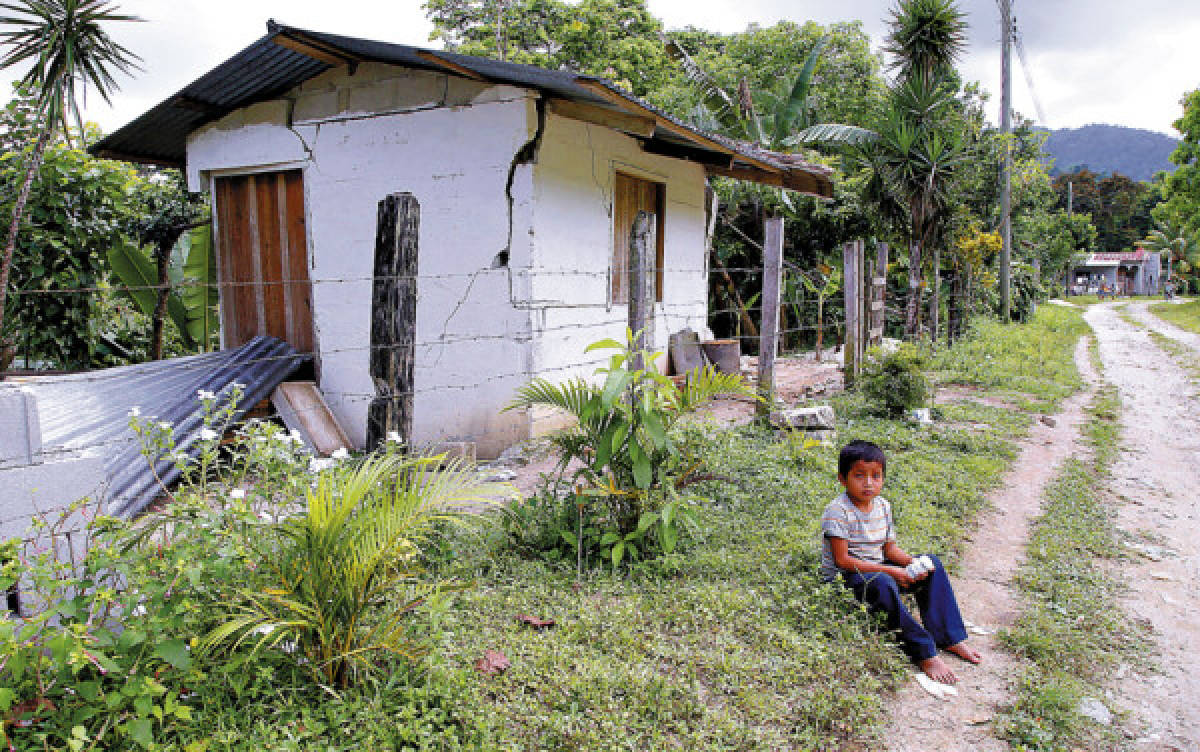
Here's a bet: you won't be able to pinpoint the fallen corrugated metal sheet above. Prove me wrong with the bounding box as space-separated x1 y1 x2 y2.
22 336 309 519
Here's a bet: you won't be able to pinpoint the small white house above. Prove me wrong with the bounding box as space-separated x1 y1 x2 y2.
94 22 832 458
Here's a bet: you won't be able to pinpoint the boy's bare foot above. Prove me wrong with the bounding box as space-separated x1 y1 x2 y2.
946 641 982 664
919 655 958 684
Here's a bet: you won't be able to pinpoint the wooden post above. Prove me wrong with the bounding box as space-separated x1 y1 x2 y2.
843 240 860 388
628 210 656 371
367 193 418 450
757 217 784 416
859 239 868 363
871 241 889 346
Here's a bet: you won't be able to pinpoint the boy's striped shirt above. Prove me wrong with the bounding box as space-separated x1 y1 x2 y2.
818 493 896 582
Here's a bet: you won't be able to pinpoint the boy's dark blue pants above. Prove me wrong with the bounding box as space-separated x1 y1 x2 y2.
841 554 968 662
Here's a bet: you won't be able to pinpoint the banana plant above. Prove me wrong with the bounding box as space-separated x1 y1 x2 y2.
107 223 218 353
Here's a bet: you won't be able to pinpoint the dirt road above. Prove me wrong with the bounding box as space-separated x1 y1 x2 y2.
883 336 1097 752
885 300 1200 751
1087 301 1200 750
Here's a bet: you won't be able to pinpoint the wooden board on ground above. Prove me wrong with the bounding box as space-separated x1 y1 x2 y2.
271 381 352 456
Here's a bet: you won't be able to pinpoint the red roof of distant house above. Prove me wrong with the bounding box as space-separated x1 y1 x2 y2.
1092 250 1146 262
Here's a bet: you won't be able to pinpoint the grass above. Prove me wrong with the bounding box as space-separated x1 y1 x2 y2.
144 307 1091 750
929 306 1090 412
394 307 1089 751
998 384 1150 750
1058 294 1163 307
1147 329 1200 382
1149 298 1200 334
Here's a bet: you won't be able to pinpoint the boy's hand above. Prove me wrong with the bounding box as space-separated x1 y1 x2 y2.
888 566 916 588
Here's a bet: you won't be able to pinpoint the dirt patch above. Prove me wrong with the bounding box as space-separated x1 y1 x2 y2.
933 385 1023 410
883 337 1098 752
1085 302 1200 749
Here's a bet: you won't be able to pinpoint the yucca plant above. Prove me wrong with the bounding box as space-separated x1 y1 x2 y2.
505 332 754 569
201 454 501 689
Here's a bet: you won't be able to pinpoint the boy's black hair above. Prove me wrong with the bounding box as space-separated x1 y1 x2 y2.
838 440 887 477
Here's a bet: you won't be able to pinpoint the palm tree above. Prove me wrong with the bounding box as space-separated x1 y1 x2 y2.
0 0 141 347
1141 219 1199 288
845 0 969 340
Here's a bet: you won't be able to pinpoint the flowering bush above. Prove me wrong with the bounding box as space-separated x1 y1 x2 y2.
0 392 493 748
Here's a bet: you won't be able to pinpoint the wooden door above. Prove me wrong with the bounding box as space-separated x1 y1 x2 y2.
612 173 664 304
214 170 314 352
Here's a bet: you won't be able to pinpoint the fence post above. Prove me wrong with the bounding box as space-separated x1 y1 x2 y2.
870 241 888 347
843 240 860 388
757 216 784 416
367 193 418 450
628 210 656 371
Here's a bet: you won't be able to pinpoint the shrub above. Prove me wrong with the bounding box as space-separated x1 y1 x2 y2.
859 343 929 417
504 332 755 570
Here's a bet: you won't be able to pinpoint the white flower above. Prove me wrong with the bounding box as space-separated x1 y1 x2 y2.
289 429 304 442
330 447 350 461
386 431 402 444
232 382 246 390
196 389 216 401
128 406 141 417
308 457 333 474
158 421 173 431
198 428 218 442
229 489 246 500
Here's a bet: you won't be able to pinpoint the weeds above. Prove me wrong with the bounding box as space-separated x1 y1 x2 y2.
998 385 1150 750
1149 298 1200 334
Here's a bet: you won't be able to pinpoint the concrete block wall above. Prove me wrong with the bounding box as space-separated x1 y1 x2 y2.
528 112 710 408
187 65 539 457
0 387 107 543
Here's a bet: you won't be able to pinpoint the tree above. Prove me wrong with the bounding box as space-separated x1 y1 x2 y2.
0 89 142 368
0 0 140 356
426 0 669 96
1157 88 1200 238
1140 217 1199 287
848 0 969 340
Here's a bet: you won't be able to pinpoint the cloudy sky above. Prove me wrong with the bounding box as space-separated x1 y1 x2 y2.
4 0 1197 138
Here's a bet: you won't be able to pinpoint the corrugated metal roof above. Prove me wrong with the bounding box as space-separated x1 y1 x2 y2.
21 336 309 519
91 21 832 198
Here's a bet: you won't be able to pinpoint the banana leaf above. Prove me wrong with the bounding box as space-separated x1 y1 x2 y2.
179 223 219 349
107 239 197 349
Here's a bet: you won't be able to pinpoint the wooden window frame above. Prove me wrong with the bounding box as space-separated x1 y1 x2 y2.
612 171 665 305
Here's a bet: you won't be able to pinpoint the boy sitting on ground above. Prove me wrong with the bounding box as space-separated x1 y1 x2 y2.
820 440 982 684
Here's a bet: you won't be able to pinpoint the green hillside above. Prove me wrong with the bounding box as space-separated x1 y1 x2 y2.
1042 124 1178 182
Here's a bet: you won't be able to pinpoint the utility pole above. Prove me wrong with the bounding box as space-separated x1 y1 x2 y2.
999 0 1013 322
1067 180 1073 215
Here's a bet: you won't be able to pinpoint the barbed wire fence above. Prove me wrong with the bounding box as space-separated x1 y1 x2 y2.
0 207 891 596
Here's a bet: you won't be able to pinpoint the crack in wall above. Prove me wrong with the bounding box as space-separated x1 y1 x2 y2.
431 95 548 367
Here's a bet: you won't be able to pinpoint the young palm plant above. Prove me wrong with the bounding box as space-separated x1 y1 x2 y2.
0 0 141 344
201 454 501 689
505 332 754 569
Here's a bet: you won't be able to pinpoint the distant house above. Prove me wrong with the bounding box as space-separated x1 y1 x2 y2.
91 21 832 459
1068 249 1161 296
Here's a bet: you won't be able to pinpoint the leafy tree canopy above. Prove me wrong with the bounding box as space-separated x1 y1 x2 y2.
1157 88 1200 236
425 0 669 96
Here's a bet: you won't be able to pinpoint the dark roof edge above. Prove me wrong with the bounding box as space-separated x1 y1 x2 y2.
91 21 833 198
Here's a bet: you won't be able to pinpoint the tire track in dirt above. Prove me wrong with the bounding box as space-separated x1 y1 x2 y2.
883 335 1097 752
1087 302 1200 750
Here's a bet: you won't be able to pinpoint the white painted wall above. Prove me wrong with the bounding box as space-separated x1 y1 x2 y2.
188 64 537 456
184 64 714 455
527 112 710 418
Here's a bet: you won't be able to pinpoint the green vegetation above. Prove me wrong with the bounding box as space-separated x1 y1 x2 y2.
859 343 929 417
1150 298 1200 334
930 305 1089 411
1147 329 1200 382
999 385 1148 750
0 307 1089 750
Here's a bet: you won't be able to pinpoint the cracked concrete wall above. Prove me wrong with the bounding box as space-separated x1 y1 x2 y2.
526 113 711 434
186 64 538 457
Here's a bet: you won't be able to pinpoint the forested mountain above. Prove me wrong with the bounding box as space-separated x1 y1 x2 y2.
1041 124 1178 182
